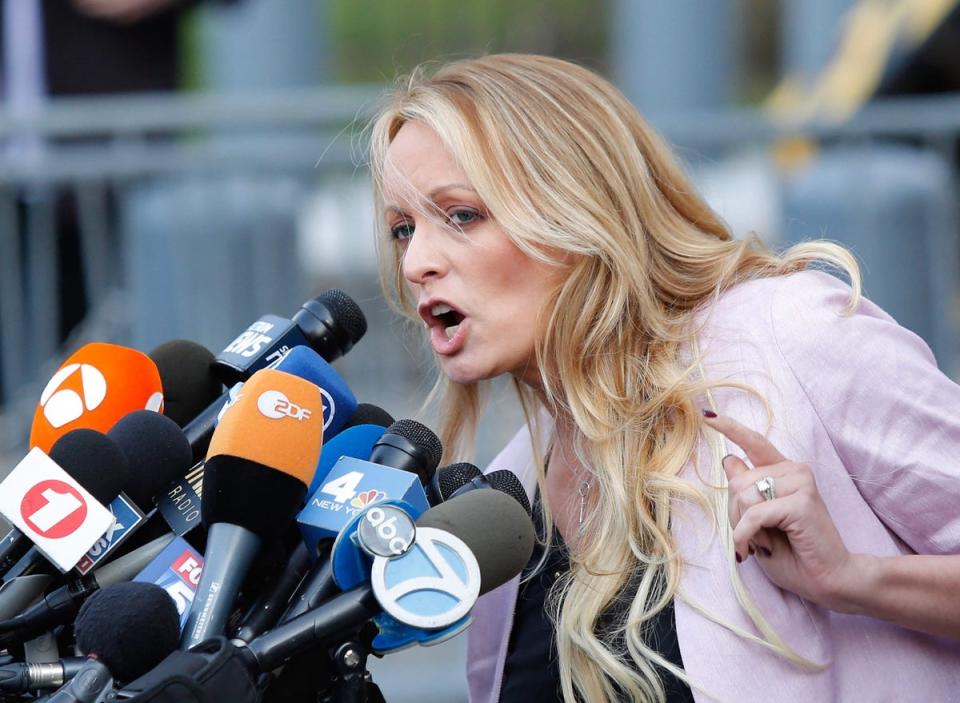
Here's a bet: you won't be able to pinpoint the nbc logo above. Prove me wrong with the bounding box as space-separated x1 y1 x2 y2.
350 489 385 509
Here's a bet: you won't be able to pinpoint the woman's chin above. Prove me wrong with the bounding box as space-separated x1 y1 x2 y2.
438 356 499 386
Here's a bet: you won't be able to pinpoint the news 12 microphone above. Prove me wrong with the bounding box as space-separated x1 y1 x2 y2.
29 342 164 454
149 340 223 428
242 489 536 672
42 582 180 701
0 430 127 581
180 290 367 462
180 368 325 650
231 404 393 644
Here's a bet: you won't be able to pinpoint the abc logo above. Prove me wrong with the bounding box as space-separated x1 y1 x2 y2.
39 364 107 429
257 390 313 421
20 480 88 539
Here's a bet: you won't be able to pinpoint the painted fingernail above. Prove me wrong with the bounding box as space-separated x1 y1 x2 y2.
735 552 742 564
702 409 717 418
758 547 772 558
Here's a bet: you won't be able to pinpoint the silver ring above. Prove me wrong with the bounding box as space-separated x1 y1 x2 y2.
755 476 776 502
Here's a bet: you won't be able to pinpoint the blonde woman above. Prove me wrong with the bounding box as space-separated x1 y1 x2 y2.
368 54 960 702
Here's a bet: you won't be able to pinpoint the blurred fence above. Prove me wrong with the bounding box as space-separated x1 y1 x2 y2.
2 88 960 460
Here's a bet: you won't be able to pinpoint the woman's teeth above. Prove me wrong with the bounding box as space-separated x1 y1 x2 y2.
444 324 460 340
432 303 453 316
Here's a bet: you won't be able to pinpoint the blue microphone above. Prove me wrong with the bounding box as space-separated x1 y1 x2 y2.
308 424 386 498
270 345 357 443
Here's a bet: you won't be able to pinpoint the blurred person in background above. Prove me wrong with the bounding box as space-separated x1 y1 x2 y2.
369 54 960 702
0 0 230 402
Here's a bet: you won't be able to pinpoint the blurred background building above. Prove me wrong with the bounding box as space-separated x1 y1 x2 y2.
3 0 960 699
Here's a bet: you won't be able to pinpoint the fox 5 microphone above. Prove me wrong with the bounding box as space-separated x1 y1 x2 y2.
180 289 367 462
149 340 223 428
180 368 325 650
29 342 164 454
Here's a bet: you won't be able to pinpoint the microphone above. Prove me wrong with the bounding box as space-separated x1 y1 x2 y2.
0 657 86 693
0 431 129 579
0 430 129 585
244 489 536 672
41 582 180 701
29 342 164 453
181 290 367 462
181 368 325 650
440 466 532 516
286 419 442 625
231 405 394 644
149 340 223 428
156 345 360 538
213 289 367 388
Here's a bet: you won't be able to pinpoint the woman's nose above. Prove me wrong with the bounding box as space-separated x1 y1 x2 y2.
401 224 448 285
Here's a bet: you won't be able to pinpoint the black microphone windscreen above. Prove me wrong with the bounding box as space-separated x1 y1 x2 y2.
343 403 394 430
436 462 481 501
48 429 129 505
485 470 532 516
108 410 193 510
385 419 442 471
149 340 222 427
75 582 180 682
202 456 307 540
316 289 367 344
416 489 535 595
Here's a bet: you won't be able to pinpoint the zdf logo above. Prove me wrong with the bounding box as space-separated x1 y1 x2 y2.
257 390 313 421
39 364 108 429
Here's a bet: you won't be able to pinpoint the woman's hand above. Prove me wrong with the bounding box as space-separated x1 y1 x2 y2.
701 411 860 612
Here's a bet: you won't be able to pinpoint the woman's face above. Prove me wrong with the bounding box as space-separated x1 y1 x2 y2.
382 120 563 386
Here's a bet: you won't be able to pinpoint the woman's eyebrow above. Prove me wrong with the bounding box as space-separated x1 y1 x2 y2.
384 183 478 216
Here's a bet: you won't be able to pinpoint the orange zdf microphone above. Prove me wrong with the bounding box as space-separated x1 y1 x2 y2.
181 368 323 650
30 343 164 453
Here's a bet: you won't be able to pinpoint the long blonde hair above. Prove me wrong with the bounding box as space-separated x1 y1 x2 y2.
368 54 859 702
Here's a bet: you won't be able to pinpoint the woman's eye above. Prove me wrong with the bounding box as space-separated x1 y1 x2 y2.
448 209 480 227
390 221 415 240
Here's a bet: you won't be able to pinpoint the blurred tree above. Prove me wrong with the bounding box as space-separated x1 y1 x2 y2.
329 0 609 82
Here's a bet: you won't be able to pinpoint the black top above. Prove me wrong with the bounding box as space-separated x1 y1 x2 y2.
499 521 693 703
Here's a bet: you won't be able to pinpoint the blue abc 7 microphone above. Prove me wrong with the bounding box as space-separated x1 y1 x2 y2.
154 345 358 540
180 368 326 650
180 289 367 462
278 418 443 629
231 404 395 644
239 488 536 674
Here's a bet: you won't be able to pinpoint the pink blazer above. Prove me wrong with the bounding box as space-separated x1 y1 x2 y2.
467 270 960 702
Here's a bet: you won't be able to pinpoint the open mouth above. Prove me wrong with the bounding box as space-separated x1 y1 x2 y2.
430 303 465 340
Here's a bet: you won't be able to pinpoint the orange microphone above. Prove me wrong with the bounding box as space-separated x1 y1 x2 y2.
30 343 164 454
181 368 324 649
